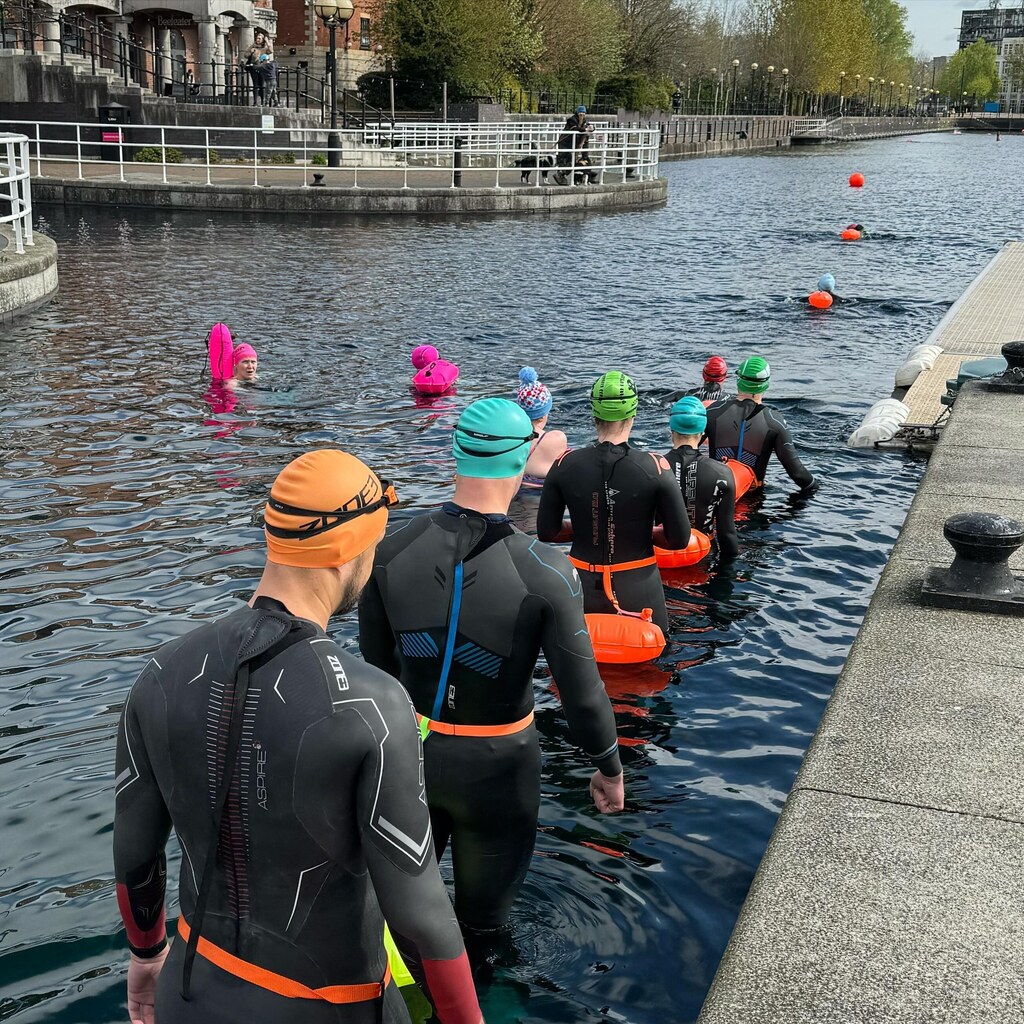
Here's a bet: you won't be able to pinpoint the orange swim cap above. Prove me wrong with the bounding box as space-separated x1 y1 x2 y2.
264 450 396 568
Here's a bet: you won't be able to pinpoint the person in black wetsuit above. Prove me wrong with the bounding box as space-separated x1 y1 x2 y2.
357 397 623 949
113 449 483 1024
536 371 691 634
804 272 849 305
665 396 739 561
674 355 728 406
705 356 818 493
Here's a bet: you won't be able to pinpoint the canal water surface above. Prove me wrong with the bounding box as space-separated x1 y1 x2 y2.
0 132 1014 1022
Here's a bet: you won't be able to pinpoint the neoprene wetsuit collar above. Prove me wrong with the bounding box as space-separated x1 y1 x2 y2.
442 501 511 525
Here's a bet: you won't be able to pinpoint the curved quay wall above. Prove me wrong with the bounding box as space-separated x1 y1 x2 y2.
0 226 58 321
30 177 669 216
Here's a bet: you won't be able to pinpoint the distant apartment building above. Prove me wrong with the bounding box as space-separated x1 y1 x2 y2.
997 35 1024 110
274 0 378 87
959 6 1024 49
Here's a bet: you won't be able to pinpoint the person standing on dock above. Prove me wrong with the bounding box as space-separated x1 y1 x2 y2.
537 371 691 634
357 398 624 959
665 397 739 561
113 450 484 1024
705 357 818 493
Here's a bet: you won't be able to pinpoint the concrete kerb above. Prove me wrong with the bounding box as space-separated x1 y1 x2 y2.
697 378 1024 1024
0 226 58 321
30 176 669 215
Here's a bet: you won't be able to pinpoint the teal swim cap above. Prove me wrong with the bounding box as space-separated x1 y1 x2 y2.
736 356 771 395
452 398 535 479
818 273 836 293
591 371 638 421
669 396 707 435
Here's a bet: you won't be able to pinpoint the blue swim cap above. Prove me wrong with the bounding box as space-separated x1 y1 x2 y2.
576 105 587 113
818 273 836 293
670 396 707 435
453 398 535 480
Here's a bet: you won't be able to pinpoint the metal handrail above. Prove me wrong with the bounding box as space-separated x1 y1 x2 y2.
0 119 662 190
0 1 333 118
0 133 34 253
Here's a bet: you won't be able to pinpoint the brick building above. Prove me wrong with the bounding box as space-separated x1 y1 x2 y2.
273 0 379 88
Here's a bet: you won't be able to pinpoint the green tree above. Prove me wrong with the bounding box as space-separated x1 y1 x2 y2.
377 0 541 106
937 40 999 101
532 0 623 87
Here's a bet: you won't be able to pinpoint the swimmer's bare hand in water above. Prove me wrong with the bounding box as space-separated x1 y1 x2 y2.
590 770 625 813
127 946 168 1024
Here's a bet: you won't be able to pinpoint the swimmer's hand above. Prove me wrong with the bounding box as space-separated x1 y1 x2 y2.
127 946 168 1024
590 770 624 814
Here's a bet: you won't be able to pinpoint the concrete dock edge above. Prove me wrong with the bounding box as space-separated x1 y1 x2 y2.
30 177 668 215
0 226 58 321
697 383 1024 1024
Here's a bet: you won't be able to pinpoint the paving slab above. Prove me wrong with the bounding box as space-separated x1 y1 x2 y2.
940 385 1024 449
698 790 1024 1024
920 444 1024 502
797 653 1024 822
889 491 1024 568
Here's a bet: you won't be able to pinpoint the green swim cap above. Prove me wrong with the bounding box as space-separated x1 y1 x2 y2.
736 356 771 395
452 397 535 479
591 371 638 422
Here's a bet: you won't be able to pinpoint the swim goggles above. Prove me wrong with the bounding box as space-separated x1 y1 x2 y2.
453 424 538 457
265 477 398 539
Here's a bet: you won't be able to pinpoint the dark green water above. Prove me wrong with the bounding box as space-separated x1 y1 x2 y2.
0 131 1012 1022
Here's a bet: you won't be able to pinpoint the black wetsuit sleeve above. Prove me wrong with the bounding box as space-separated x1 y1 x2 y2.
357 570 401 678
113 675 172 958
715 472 740 561
533 554 622 778
354 687 466 962
655 462 691 550
536 463 568 542
771 415 816 490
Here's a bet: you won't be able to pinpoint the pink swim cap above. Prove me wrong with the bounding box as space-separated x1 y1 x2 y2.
233 343 257 365
411 344 439 370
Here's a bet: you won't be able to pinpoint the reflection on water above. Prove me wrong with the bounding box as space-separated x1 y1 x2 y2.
0 133 1006 1022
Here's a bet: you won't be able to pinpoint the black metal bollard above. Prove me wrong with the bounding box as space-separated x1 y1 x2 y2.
922 511 1024 614
988 340 1024 391
453 135 464 187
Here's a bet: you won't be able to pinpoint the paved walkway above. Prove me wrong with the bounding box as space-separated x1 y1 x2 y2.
903 241 1024 428
699 264 1024 1022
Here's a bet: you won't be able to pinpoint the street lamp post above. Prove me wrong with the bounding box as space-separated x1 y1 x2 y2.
766 65 774 113
731 58 740 115
710 67 718 115
854 74 861 112
888 80 895 114
867 76 875 114
898 82 904 115
839 70 846 112
750 62 758 114
313 0 355 168
781 67 789 114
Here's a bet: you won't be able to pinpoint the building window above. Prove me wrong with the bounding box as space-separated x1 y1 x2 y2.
359 17 370 49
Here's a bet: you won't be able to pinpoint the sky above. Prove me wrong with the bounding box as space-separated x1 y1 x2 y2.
902 0 977 59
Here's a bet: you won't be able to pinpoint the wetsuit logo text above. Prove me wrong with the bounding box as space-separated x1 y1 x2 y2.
255 746 268 810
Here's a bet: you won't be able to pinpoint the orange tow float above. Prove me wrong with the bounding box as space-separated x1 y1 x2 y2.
655 529 711 570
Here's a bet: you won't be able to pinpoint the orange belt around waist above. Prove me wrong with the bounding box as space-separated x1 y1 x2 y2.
417 710 535 737
568 555 658 574
176 917 391 1004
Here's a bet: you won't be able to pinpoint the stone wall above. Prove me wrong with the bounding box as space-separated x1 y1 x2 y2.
0 228 59 321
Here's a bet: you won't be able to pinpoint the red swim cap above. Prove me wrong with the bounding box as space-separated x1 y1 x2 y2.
703 356 727 383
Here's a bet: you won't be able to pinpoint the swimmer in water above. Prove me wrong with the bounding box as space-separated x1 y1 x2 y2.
674 355 728 407
231 343 258 384
847 223 869 239
537 371 691 634
704 357 818 493
516 366 568 485
805 273 847 305
113 449 483 1024
665 396 739 561
358 397 624 958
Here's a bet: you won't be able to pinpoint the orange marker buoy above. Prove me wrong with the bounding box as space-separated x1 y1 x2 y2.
723 459 758 499
808 290 834 310
585 613 666 664
840 228 861 241
849 172 865 187
655 530 711 571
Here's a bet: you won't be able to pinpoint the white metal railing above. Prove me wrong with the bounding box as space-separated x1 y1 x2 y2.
0 120 662 190
791 118 829 136
0 133 34 254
